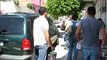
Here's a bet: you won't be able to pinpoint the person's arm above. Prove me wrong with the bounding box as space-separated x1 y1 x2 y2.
65 21 72 32
76 25 82 41
43 18 54 50
44 30 54 50
100 28 107 44
65 25 71 32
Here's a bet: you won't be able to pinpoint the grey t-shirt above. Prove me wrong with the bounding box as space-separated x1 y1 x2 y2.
80 17 104 49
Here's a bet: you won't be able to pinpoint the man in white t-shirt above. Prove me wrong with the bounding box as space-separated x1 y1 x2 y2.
33 7 54 60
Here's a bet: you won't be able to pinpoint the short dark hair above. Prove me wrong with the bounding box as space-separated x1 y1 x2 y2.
72 14 78 20
87 6 96 15
98 18 106 28
38 7 47 15
98 18 102 21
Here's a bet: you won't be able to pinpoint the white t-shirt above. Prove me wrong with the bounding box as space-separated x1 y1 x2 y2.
33 16 49 46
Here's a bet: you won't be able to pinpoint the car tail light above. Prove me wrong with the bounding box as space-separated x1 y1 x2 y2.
22 38 31 51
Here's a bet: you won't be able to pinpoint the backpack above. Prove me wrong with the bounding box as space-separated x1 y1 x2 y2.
68 21 77 36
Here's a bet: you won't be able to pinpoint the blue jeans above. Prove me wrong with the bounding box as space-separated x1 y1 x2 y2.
82 48 99 60
67 36 78 60
35 44 48 60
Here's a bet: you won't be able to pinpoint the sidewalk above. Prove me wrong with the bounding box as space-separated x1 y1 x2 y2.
54 29 82 60
55 38 68 60
54 28 107 60
55 34 107 60
55 38 82 60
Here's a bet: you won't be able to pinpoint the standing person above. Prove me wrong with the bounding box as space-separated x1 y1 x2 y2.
76 6 107 60
33 7 54 60
98 18 106 60
66 14 79 60
63 15 72 49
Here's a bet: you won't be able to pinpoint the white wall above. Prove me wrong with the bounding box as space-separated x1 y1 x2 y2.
0 1 17 14
94 0 107 29
95 0 101 18
101 0 106 23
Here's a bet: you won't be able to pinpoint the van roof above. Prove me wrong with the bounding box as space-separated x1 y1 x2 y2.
0 13 39 19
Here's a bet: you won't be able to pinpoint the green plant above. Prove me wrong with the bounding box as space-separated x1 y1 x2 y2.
14 0 19 6
47 0 84 17
27 3 34 10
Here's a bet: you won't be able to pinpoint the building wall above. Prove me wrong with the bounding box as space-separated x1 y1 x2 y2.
31 0 46 13
95 0 101 18
18 0 34 13
94 0 107 30
0 1 17 14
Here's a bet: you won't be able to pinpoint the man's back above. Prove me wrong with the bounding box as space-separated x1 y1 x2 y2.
33 16 49 46
80 17 103 49
76 6 107 60
71 21 77 36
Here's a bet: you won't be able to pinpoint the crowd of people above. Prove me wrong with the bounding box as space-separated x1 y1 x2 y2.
33 6 107 60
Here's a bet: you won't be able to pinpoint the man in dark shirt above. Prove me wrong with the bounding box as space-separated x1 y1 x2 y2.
76 6 107 60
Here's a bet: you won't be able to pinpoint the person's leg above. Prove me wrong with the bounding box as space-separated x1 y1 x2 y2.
82 48 91 60
67 37 73 60
98 40 102 60
64 33 69 49
72 42 78 60
90 49 99 60
37 44 48 60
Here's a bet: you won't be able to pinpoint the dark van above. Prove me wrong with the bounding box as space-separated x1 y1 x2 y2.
0 13 59 60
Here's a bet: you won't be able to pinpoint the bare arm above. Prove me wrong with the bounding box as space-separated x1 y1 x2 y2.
65 21 72 32
76 26 82 41
44 30 54 49
65 22 70 31
100 28 107 44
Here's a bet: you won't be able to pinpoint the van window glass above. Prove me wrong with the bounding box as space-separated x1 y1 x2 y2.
0 17 24 35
